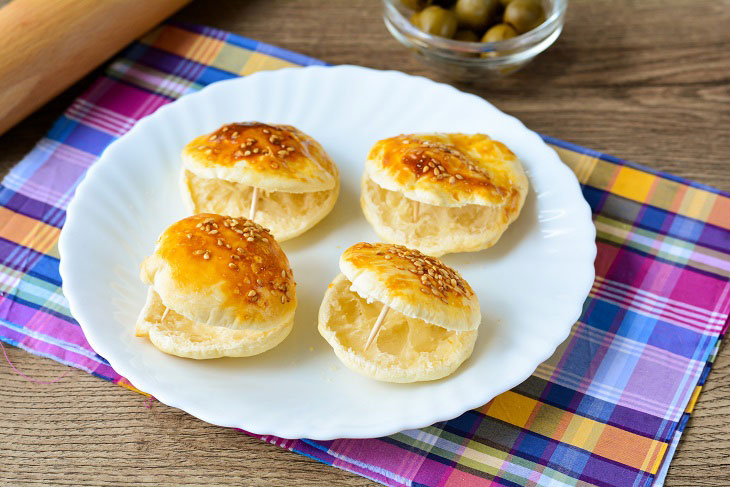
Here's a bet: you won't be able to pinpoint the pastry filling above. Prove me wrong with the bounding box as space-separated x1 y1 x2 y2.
362 175 518 253
183 169 335 240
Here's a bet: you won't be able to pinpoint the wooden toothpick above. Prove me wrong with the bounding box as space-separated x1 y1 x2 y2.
364 305 390 350
413 201 420 221
249 187 260 220
160 308 169 323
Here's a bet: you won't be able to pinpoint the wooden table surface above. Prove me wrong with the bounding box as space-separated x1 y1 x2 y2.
1 1 729 485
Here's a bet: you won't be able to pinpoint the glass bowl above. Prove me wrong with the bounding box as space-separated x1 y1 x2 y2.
383 0 567 81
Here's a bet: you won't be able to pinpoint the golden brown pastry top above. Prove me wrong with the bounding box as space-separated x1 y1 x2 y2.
365 133 527 208
182 122 337 193
141 213 296 330
339 242 480 331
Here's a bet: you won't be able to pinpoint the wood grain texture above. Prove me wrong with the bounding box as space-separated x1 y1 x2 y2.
0 0 190 136
1 0 729 486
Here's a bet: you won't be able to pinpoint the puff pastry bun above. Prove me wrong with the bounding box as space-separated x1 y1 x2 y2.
181 123 339 241
318 242 480 383
136 214 296 359
361 133 528 256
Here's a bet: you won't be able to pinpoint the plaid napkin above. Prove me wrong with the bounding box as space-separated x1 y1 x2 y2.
1 22 729 487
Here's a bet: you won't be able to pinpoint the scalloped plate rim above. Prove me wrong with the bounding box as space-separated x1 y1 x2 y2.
59 65 596 440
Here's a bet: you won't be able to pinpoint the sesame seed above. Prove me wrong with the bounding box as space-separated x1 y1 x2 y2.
234 150 243 158
231 131 239 138
281 296 286 304
244 150 251 156
281 270 286 278
217 238 224 246
236 247 244 254
247 237 255 242
449 176 456 184
262 129 270 134
257 279 264 286
270 162 279 169
422 166 430 173
203 252 210 260
455 174 464 180
186 233 192 239
248 290 257 297
384 255 392 260
228 263 238 270
433 168 440 176
193 249 204 255
231 254 240 260
286 146 295 152
208 229 218 235
420 288 429 294
253 148 260 153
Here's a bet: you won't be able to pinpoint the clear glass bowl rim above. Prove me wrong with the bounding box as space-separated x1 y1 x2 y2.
383 0 568 54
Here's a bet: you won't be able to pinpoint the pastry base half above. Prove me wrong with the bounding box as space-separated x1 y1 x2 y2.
136 288 292 359
181 169 339 242
318 274 477 383
361 173 519 257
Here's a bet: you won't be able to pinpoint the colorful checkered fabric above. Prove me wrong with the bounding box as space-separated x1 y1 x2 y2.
1 22 729 487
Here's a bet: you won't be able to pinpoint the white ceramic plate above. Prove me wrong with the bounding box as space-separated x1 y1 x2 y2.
59 65 595 440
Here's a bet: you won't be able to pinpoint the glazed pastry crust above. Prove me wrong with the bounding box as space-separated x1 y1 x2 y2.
182 122 337 193
339 242 480 332
362 133 528 256
140 214 296 331
365 133 527 208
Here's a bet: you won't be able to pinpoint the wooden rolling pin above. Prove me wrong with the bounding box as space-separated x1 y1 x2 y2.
0 0 190 136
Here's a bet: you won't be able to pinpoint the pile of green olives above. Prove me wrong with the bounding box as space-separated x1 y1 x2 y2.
406 0 546 43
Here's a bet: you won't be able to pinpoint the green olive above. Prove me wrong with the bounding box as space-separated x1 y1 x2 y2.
454 0 498 31
401 0 426 10
454 29 480 42
413 5 459 38
503 0 545 33
482 23 518 42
